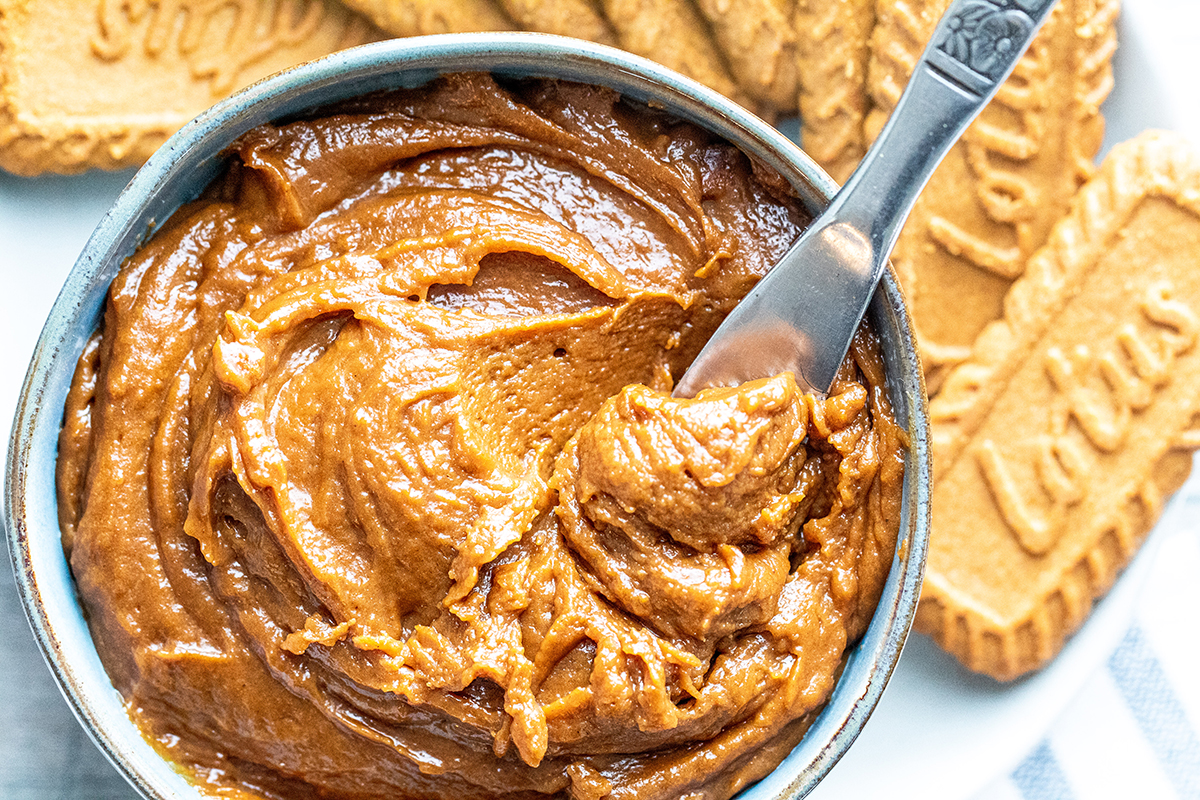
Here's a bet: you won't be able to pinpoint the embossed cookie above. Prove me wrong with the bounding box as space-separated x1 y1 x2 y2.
0 0 381 176
342 0 619 43
919 131 1200 681
597 0 746 106
794 0 875 183
337 0 510 37
343 0 753 114
695 0 799 111
867 0 1118 391
496 0 617 44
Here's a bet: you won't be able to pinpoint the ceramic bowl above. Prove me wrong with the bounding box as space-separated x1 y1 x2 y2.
5 33 931 800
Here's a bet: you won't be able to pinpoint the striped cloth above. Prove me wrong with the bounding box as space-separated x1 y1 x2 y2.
974 529 1200 800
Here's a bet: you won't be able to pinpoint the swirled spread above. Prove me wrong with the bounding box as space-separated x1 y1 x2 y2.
57 74 905 800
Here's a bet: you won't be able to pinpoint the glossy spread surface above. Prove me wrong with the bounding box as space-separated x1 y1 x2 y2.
57 74 904 800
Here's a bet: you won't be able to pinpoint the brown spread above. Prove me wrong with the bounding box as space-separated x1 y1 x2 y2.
56 73 905 800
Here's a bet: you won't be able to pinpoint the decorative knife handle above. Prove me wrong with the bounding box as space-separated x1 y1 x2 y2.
928 0 1060 96
831 0 1060 262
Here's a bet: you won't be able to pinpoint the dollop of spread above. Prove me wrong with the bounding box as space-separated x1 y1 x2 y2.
57 74 905 800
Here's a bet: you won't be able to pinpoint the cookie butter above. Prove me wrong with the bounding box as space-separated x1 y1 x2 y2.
57 74 905 799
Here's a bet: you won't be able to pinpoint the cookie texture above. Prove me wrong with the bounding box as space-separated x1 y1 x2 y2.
496 0 617 43
7 0 826 176
794 0 874 183
0 0 381 176
695 0 799 111
337 0 511 34
919 131 1200 680
598 0 745 105
868 0 1118 391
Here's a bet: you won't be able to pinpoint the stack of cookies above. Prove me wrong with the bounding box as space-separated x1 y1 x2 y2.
4 0 1199 682
0 0 930 177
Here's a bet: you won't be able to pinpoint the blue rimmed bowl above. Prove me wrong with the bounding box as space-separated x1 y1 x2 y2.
5 32 931 800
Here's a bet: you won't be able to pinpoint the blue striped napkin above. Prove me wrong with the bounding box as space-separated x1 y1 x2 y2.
973 529 1200 800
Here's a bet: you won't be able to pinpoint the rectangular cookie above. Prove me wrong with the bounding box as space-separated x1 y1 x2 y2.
338 0 511 36
0 0 381 176
793 0 875 183
598 0 745 106
919 131 1200 681
695 0 798 114
338 0 762 114
496 0 617 44
866 0 1118 392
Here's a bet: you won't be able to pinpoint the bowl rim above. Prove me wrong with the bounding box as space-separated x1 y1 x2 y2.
5 31 931 800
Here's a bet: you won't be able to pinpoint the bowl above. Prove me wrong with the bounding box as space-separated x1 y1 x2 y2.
5 32 931 800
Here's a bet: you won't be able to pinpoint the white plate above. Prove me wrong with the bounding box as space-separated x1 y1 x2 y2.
1 2 1198 797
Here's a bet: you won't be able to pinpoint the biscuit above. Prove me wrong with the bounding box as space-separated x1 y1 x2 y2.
0 0 381 176
694 0 799 112
344 0 751 113
344 0 618 54
867 0 1118 392
597 0 745 106
496 0 617 44
793 0 875 183
338 0 510 36
918 131 1200 681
